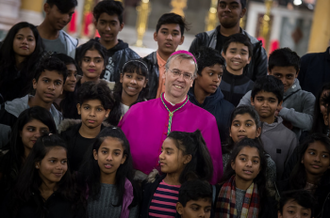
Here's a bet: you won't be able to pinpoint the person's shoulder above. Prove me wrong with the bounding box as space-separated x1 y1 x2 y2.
301 49 327 60
4 95 29 117
58 119 81 134
60 30 78 46
188 101 216 120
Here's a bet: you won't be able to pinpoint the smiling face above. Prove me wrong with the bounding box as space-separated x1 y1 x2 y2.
13 27 36 59
278 199 312 218
81 49 105 81
222 42 251 74
230 113 261 143
94 12 124 45
120 71 147 98
63 63 77 92
217 0 246 29
195 64 224 95
45 4 75 31
177 198 212 218
269 66 298 92
251 91 281 123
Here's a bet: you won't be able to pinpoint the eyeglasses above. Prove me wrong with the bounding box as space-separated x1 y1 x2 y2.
169 69 194 80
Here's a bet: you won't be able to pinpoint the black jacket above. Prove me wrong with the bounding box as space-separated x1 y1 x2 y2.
143 52 159 99
188 87 235 144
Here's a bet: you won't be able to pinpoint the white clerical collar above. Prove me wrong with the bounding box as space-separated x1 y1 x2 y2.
164 94 186 106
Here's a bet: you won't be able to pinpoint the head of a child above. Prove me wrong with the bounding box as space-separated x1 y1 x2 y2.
268 48 300 92
217 0 247 29
251 75 284 123
93 0 124 44
194 47 225 95
159 130 213 184
278 190 314 218
44 0 77 30
77 81 114 130
319 88 330 129
76 39 108 81
55 53 78 93
154 13 188 57
33 55 67 104
290 133 330 190
176 179 212 218
222 33 252 74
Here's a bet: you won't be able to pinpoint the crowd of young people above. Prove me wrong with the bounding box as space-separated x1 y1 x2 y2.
0 0 329 217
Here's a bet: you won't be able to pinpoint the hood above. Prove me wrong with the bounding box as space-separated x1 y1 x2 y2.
284 79 301 100
94 38 128 56
262 116 283 133
188 86 224 108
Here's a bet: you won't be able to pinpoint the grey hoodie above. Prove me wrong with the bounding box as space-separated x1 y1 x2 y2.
238 79 315 138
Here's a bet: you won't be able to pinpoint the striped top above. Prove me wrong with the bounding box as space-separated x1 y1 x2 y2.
148 180 181 217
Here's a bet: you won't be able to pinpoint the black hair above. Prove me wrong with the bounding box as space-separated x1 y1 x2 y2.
290 133 330 190
46 0 77 13
34 55 68 83
93 0 124 24
107 59 149 126
0 22 44 102
77 126 140 208
167 130 214 184
312 83 330 134
77 81 114 110
178 179 212 207
194 47 225 76
156 13 189 36
251 75 284 104
218 0 247 9
222 33 253 57
268 47 300 73
278 190 315 217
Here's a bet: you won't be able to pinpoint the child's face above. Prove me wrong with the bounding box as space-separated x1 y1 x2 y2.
36 146 68 184
217 0 246 29
176 199 212 218
77 99 110 129
63 63 77 92
251 91 281 121
94 13 123 44
269 66 297 92
45 4 75 30
154 23 184 56
159 138 191 175
81 49 105 80
13 27 36 58
230 113 261 143
278 199 312 218
20 119 49 153
93 137 126 177
231 146 261 183
222 42 251 73
120 71 147 98
33 70 64 103
302 141 330 177
195 64 223 95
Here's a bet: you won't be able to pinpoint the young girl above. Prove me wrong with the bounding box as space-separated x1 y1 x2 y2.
77 126 140 218
0 106 57 199
107 59 149 126
0 22 43 104
311 83 330 135
140 130 213 217
276 133 330 217
215 138 268 217
2 134 85 218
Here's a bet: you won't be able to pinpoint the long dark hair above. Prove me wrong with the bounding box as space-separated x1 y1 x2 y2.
167 130 213 184
311 83 330 134
107 59 149 126
289 133 330 190
77 126 140 208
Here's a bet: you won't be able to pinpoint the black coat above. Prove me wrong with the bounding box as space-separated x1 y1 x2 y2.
143 52 159 99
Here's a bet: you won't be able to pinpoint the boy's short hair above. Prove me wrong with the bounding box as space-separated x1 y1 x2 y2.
278 190 314 217
34 56 68 83
46 0 77 13
178 179 212 207
251 75 284 103
218 0 247 9
194 47 225 76
93 0 124 24
77 81 114 110
222 33 253 57
156 13 189 36
268 47 300 73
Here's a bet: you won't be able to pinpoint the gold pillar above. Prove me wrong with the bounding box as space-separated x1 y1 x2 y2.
20 0 43 12
134 0 151 47
259 0 272 53
308 0 330 52
170 0 187 17
205 0 218 31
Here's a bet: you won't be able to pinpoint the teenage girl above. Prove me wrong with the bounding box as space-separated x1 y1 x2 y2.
0 22 43 104
2 134 85 218
107 59 149 126
215 138 268 217
77 127 140 218
140 130 213 217
311 83 330 135
276 133 330 218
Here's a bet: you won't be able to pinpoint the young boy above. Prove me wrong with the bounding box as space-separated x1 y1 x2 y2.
239 48 316 140
93 0 140 82
0 56 66 147
251 75 298 178
37 0 78 58
176 179 212 218
220 33 254 106
143 13 187 99
188 47 235 144
278 190 314 218
59 81 113 172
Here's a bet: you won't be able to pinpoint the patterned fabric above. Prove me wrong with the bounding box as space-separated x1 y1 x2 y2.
148 180 180 217
215 175 260 218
